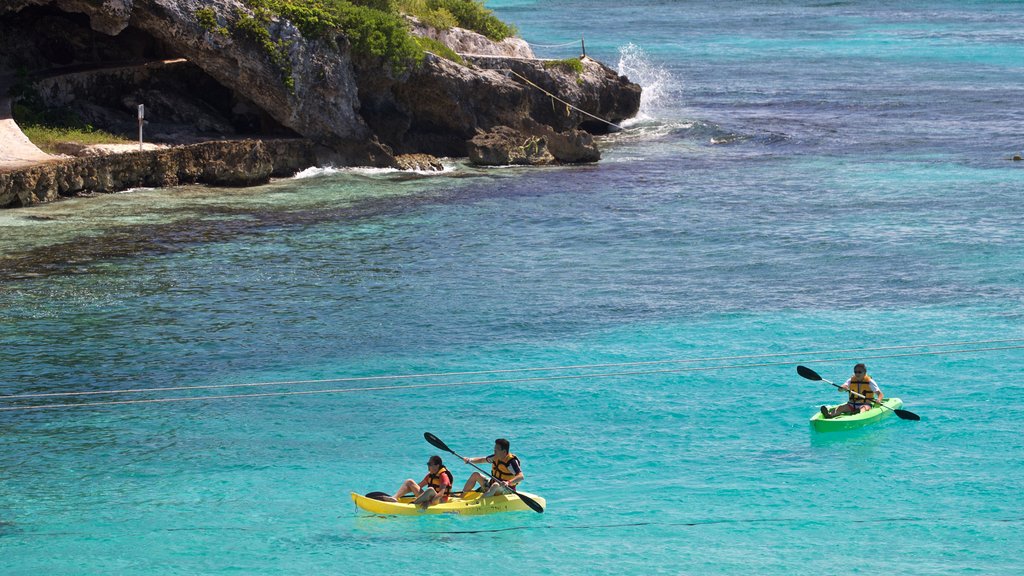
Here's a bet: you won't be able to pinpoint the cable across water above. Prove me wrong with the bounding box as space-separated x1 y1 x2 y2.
1 338 1022 412
4 337 1020 401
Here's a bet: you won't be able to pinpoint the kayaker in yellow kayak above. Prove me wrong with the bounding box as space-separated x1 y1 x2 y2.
820 363 884 419
460 438 524 497
391 455 454 508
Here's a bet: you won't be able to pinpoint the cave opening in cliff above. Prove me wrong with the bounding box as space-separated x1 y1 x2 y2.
1 4 294 142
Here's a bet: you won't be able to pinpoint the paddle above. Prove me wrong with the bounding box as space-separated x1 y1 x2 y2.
365 489 477 504
424 432 544 513
797 365 920 421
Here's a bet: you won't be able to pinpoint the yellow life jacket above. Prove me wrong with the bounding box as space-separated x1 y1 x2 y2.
426 466 453 496
491 453 519 482
848 374 876 405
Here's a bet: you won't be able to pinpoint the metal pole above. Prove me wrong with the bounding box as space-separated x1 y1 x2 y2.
138 104 144 151
581 34 586 58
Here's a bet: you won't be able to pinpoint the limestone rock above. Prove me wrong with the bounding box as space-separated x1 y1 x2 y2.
0 139 316 207
394 153 444 172
541 125 600 163
407 17 534 59
468 126 552 166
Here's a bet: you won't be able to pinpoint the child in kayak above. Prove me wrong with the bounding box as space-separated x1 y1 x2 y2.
392 455 453 508
461 438 525 497
820 363 884 418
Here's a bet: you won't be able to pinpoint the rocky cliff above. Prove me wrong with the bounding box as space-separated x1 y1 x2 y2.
0 0 641 205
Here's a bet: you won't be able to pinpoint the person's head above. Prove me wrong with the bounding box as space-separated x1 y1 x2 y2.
494 438 510 457
427 455 443 470
853 363 867 377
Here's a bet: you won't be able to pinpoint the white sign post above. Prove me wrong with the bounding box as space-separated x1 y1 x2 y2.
138 104 145 151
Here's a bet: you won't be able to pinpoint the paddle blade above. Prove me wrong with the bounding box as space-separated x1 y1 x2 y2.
797 365 823 381
515 490 544 513
424 432 453 454
894 408 920 421
365 491 398 502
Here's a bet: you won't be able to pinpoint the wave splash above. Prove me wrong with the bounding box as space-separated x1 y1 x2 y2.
616 43 681 127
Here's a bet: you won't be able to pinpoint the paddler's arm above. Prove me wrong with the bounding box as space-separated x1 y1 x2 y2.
506 471 524 488
504 457 524 488
463 456 487 464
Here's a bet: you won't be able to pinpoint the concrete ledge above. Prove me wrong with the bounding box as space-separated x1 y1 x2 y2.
1 138 317 208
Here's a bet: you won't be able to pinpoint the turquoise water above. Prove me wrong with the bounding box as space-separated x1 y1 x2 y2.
3 1 1024 573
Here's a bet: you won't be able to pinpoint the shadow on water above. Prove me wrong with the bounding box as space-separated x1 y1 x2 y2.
0 169 546 284
808 420 899 452
0 520 16 536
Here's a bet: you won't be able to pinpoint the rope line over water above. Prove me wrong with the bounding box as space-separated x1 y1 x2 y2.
421 515 1024 535
508 70 624 130
2 338 1022 412
3 337 1021 401
524 39 582 49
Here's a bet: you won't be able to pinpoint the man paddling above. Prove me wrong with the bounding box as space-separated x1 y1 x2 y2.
460 438 524 497
820 363 884 418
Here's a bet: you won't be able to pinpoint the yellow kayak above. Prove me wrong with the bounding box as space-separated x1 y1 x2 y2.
350 490 546 516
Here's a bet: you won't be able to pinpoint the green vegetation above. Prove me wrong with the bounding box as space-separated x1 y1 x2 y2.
195 7 229 36
403 1 458 30
414 36 464 64
543 57 584 74
233 10 297 90
223 0 514 76
416 0 515 40
12 103 132 153
396 0 515 40
20 125 134 153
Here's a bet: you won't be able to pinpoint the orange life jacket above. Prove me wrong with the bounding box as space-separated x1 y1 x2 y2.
848 374 876 405
491 453 519 482
425 466 453 498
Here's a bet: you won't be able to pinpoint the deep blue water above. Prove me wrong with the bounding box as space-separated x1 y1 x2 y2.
2 1 1024 573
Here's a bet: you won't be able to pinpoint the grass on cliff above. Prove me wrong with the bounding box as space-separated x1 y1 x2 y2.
227 0 515 74
20 125 134 153
543 57 584 74
12 103 133 154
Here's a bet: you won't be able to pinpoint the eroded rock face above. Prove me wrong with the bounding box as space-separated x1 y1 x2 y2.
468 122 599 166
0 139 316 207
355 52 532 157
354 51 639 161
4 0 394 165
394 153 445 172
466 55 641 135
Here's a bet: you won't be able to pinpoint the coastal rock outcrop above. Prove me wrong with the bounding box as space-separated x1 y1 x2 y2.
0 139 316 208
0 1 641 205
468 123 600 166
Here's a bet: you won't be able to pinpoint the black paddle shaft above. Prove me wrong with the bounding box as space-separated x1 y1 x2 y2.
423 432 544 513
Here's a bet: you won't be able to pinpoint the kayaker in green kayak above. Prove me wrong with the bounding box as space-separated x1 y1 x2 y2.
460 438 525 497
391 455 454 508
820 363 884 419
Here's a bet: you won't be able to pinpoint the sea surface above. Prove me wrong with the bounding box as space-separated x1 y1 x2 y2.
2 1 1024 573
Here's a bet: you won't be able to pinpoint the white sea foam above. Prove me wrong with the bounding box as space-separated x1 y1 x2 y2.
291 160 457 179
616 43 681 126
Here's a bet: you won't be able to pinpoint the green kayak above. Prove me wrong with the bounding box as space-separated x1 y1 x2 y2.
810 397 903 432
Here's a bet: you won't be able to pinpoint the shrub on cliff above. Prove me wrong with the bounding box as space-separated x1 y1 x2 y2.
238 0 423 72
397 0 515 40
421 0 515 40
231 0 514 73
